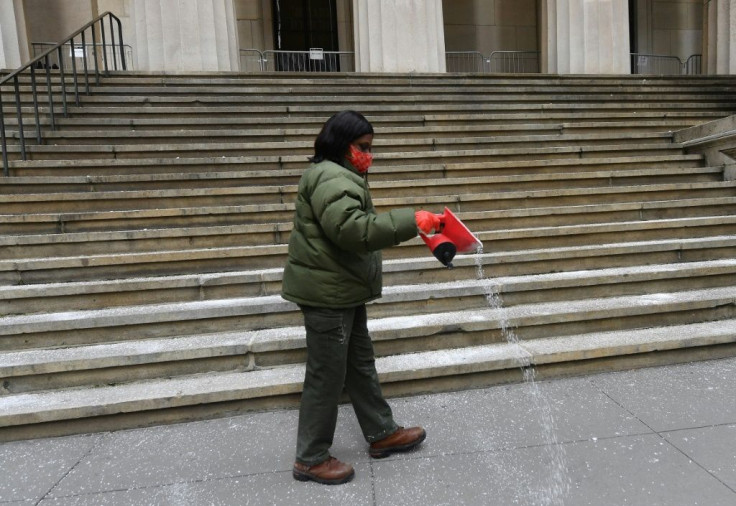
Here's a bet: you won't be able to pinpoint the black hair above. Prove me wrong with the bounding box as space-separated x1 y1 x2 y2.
310 110 374 165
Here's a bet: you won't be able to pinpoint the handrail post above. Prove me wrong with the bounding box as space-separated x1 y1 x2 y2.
91 25 100 85
45 55 56 130
108 14 118 71
13 77 27 161
116 16 127 70
0 89 9 176
100 17 109 74
30 65 42 144
70 37 81 106
81 31 90 94
57 47 69 117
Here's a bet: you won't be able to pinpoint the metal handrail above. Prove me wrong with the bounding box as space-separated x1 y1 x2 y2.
0 12 126 176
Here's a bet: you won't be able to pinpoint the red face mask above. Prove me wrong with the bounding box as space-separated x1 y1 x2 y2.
346 144 373 173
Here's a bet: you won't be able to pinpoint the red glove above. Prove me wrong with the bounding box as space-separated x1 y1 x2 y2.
415 210 442 235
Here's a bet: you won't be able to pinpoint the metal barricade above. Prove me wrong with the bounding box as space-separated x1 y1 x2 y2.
239 49 265 72
261 50 355 72
445 51 485 73
241 49 541 74
487 51 540 73
446 51 540 74
32 42 134 71
238 49 703 76
631 53 685 75
685 54 702 75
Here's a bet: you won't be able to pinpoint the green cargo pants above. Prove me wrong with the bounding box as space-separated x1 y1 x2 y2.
295 304 398 466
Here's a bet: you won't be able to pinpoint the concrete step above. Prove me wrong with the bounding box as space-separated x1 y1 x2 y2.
17 124 566 146
1 193 733 237
2 132 677 161
2 70 736 443
59 71 736 85
1 309 734 440
2 142 687 165
10 75 736 90
1 278 735 372
3 111 724 131
1 221 735 286
6 101 734 122
5 75 735 120
6 79 736 101
3 211 736 262
9 92 736 110
4 153 704 179
2 177 732 215
2 280 736 395
4 102 733 131
2 252 736 317
0 164 719 195
10 121 702 146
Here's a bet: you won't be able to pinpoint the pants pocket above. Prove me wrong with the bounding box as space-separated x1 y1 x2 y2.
303 308 347 344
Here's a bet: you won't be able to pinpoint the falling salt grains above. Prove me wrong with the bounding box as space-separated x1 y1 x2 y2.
473 244 571 505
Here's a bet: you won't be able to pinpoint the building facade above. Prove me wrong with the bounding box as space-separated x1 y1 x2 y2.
1 0 734 75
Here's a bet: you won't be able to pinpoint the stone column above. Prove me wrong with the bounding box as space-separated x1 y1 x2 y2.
704 0 736 74
130 0 240 71
0 0 30 69
541 0 630 74
353 0 446 73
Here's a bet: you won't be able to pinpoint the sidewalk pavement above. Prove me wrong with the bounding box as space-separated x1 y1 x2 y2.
2 356 736 506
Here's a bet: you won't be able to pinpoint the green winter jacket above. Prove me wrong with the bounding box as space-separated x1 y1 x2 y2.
281 159 417 308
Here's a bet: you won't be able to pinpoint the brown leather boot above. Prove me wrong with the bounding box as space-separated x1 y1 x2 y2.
369 426 426 458
293 456 355 485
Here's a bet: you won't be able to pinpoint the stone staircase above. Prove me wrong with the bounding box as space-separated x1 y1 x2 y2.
1 73 736 441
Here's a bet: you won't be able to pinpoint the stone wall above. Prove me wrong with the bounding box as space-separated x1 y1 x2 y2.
23 0 97 45
442 0 538 53
234 0 267 50
632 0 702 60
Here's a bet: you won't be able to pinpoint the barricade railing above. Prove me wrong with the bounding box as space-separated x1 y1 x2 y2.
488 51 540 73
239 49 355 72
239 49 265 73
1 12 127 176
446 51 540 73
445 51 485 73
685 54 702 75
631 53 703 75
32 42 134 71
241 49 542 74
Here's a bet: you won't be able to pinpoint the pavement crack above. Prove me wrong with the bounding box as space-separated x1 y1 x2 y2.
592 379 736 495
369 460 377 505
36 433 106 505
659 430 736 495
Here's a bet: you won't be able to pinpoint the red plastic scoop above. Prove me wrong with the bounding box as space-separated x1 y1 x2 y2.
420 207 482 268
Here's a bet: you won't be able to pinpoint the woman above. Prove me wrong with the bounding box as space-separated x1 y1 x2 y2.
282 110 441 485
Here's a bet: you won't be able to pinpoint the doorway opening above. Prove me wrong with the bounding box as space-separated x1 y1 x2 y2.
272 0 340 70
